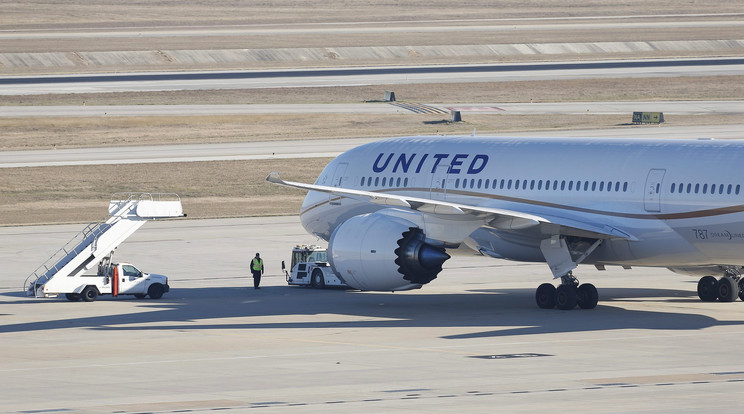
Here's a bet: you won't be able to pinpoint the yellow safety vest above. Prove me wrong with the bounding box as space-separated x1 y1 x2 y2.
251 257 263 271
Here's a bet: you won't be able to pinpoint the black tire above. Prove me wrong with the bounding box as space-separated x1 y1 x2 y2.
311 268 325 289
134 294 146 299
577 283 599 309
535 283 556 309
717 277 739 302
81 286 99 302
147 283 165 300
738 279 744 301
697 276 718 302
65 293 81 302
555 284 578 310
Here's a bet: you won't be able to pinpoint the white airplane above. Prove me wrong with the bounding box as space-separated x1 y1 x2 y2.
268 135 744 310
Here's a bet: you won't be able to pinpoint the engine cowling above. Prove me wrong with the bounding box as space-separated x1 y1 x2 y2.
328 212 450 291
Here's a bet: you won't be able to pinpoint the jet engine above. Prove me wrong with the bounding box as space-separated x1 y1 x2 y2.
327 212 450 291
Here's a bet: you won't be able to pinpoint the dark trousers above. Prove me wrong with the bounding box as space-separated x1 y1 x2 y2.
252 270 261 288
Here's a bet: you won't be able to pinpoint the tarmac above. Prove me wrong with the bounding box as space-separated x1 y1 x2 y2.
3 216 744 413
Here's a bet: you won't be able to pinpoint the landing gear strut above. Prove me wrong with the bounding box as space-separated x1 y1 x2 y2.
536 273 598 310
537 235 602 310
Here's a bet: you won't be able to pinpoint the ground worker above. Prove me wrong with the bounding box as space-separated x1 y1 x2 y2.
251 253 264 289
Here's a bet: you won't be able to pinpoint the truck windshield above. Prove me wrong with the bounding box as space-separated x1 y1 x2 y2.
307 251 328 262
122 265 141 277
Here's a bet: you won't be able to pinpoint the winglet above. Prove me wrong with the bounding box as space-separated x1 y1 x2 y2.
266 172 284 185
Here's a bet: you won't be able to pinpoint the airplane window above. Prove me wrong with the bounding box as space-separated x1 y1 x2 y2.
553 181 558 191
670 183 676 193
686 183 691 193
382 177 387 186
397 177 402 187
560 180 566 191
492 179 498 189
455 178 460 188
500 179 505 189
568 181 573 191
584 182 589 191
478 179 482 189
623 182 628 192
471 178 476 188
485 179 490 188
592 181 597 191
703 184 708 194
515 179 520 190
656 183 660 193
727 184 732 194
719 185 724 195
575 180 581 191
537 180 543 190
737 184 741 195
360 177 366 187
507 179 512 190
545 180 551 191
615 182 620 192
375 177 380 186
530 180 535 190
404 177 409 187
599 182 604 191
607 181 612 192
694 183 700 194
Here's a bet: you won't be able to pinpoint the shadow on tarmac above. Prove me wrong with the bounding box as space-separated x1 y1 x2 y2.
3 284 743 338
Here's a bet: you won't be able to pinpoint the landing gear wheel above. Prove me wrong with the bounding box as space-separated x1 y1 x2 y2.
717 277 739 302
739 279 744 302
65 293 81 302
535 283 556 309
697 276 719 302
555 284 578 310
311 268 325 289
577 283 599 309
147 283 164 299
81 286 99 302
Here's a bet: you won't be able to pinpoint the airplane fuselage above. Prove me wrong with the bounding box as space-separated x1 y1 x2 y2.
300 136 744 269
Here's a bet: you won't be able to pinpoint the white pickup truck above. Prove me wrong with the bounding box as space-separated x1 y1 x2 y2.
60 261 170 302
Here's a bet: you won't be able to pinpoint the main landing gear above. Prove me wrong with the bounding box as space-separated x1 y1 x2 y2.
697 273 744 302
536 273 599 310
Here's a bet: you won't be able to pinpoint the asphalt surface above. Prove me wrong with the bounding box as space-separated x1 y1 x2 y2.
4 216 744 413
2 57 743 95
2 124 743 168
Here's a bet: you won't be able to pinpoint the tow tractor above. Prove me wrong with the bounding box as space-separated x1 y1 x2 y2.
283 245 347 288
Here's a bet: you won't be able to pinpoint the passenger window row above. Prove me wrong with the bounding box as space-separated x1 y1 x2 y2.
453 178 629 193
671 182 741 195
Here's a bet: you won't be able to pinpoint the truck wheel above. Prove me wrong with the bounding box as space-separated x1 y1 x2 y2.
65 293 81 302
81 286 99 302
311 269 325 289
147 283 165 299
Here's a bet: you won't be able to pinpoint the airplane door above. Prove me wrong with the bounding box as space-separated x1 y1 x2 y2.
644 169 666 212
331 162 348 187
430 164 449 200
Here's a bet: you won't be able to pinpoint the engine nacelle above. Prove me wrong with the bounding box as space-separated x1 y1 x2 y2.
328 212 450 291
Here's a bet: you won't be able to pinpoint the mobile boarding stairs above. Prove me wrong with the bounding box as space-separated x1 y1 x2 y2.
24 193 184 298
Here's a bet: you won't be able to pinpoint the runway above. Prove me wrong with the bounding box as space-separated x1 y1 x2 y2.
2 124 743 168
2 57 743 95
3 100 744 118
3 216 744 413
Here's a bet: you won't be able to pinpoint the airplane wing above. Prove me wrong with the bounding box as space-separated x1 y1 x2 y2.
267 172 635 241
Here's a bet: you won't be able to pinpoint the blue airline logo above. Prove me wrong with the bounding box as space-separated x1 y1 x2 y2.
373 153 489 174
